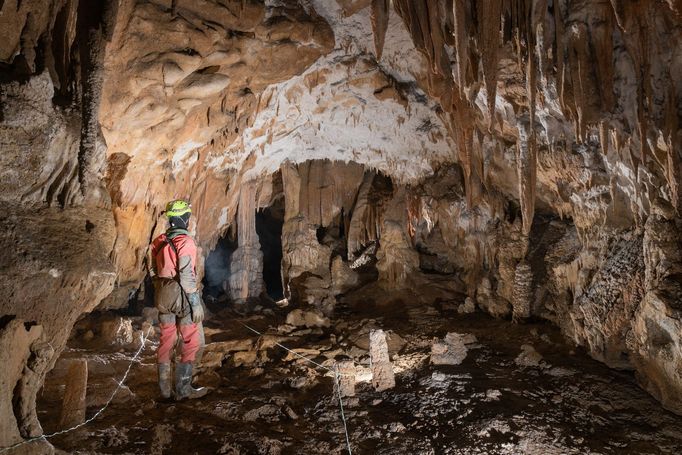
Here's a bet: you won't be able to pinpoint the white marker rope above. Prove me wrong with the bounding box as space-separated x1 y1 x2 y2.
0 332 149 454
334 366 353 455
235 319 353 455
2 318 355 455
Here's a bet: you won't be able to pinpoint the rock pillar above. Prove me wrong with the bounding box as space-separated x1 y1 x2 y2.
512 260 533 321
228 180 264 304
59 359 88 429
375 189 419 290
369 329 395 392
280 162 334 312
337 359 356 397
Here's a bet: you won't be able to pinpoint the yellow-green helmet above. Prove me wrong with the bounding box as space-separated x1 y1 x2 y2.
165 199 191 218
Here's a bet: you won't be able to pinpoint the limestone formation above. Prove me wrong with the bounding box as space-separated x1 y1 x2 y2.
336 359 356 398
369 329 395 392
512 261 533 322
431 333 469 366
2 0 682 447
59 360 88 429
285 309 331 329
515 345 544 368
101 317 134 346
228 181 264 304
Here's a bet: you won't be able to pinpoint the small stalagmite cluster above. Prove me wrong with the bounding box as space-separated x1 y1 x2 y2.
1 0 682 452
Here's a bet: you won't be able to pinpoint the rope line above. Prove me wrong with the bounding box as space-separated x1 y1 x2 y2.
234 319 353 455
334 366 353 455
238 322 332 371
0 332 149 454
2 318 355 454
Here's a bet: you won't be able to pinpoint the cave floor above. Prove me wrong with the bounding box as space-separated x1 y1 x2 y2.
37 294 682 455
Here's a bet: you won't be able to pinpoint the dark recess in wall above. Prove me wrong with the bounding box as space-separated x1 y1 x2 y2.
203 231 238 300
256 203 285 301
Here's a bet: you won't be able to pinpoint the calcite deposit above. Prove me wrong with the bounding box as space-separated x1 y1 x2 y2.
1 0 682 452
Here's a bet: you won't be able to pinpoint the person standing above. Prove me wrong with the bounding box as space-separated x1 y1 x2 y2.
150 200 208 400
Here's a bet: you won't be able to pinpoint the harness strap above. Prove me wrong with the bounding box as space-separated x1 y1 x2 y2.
164 236 192 320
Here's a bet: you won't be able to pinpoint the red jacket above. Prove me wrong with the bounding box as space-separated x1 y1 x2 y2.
151 231 198 293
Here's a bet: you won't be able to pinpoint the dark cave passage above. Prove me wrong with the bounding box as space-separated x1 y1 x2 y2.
203 230 237 301
256 200 285 301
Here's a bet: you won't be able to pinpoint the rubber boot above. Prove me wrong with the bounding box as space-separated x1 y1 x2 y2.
158 363 172 400
174 362 208 400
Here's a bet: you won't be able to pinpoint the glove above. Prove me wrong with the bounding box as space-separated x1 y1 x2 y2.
187 292 205 324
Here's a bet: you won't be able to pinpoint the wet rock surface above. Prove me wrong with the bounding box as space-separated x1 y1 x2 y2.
37 293 682 454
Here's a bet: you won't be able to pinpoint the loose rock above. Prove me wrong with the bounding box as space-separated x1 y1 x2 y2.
431 333 469 366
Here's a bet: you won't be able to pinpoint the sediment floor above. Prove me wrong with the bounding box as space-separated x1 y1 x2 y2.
38 295 682 454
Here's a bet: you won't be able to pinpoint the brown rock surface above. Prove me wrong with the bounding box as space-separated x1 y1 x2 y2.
59 360 88 429
2 0 682 447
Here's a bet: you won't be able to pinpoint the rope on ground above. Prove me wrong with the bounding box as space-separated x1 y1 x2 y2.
0 331 149 454
234 318 353 455
334 365 353 455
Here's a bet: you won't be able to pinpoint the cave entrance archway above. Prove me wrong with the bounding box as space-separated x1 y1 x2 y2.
256 196 285 301
203 228 237 302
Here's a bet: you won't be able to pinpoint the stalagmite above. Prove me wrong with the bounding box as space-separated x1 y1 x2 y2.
228 180 264 303
59 359 88 429
512 260 533 321
369 329 395 392
337 359 356 397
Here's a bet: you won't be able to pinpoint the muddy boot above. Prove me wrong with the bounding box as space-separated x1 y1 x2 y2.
174 362 208 400
158 363 172 400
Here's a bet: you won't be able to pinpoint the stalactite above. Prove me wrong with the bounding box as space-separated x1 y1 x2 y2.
554 0 567 113
426 0 451 79
237 180 258 247
664 84 681 213
370 0 390 61
452 0 469 95
517 130 536 238
617 1 653 165
522 0 538 239
591 3 615 113
567 22 591 142
600 121 609 156
477 0 502 128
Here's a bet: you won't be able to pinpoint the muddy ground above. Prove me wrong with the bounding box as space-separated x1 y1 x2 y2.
34 291 682 455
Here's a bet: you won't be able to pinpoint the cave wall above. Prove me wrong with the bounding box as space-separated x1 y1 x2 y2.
1 1 682 447
0 0 116 448
100 0 335 306
0 0 334 447
382 0 682 413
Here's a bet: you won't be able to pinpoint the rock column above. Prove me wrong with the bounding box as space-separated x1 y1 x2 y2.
512 260 533 321
228 180 264 304
369 329 395 392
59 359 88 429
337 359 356 397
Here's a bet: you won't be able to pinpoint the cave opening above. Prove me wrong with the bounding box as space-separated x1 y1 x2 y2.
202 227 237 302
256 199 285 301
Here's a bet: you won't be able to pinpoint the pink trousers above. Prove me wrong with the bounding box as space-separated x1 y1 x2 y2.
157 315 201 363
